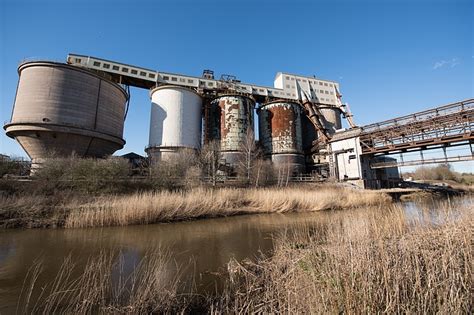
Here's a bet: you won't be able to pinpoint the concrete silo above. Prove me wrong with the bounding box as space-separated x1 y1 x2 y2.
259 101 304 172
3 61 128 169
205 94 255 165
146 85 202 161
319 105 342 134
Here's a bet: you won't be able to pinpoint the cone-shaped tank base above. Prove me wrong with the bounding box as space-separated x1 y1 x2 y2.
5 124 125 161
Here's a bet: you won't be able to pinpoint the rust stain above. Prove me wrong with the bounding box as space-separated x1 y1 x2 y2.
206 95 254 151
259 102 303 155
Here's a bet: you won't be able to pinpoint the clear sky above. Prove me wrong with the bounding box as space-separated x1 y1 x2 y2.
1 0 472 172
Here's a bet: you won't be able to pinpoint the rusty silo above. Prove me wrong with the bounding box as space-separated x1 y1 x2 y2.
146 85 202 162
3 61 128 169
259 100 305 172
205 94 255 164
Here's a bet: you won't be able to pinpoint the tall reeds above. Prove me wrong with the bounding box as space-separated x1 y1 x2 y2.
18 199 472 313
18 250 189 314
65 186 390 228
215 201 473 313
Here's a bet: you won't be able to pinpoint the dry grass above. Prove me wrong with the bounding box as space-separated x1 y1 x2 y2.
17 199 472 313
65 185 390 228
215 200 473 313
0 193 75 228
18 250 190 314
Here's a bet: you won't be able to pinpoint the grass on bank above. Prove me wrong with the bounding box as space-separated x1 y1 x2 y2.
215 200 473 313
19 200 473 313
0 185 390 229
64 186 390 228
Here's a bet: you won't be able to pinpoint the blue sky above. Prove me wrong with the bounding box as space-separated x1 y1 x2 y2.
1 0 472 172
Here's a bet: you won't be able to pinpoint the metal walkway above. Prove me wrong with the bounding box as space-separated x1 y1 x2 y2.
359 99 474 158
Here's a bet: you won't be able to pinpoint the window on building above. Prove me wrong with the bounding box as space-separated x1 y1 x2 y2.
163 76 169 80
131 69 138 74
148 73 155 79
122 67 129 73
112 65 119 70
171 77 177 81
103 64 110 69
140 71 147 76
188 79 194 83
93 61 101 67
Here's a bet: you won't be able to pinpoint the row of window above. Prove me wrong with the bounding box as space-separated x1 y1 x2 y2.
92 60 156 79
84 59 320 101
316 97 333 103
284 75 334 87
284 84 334 96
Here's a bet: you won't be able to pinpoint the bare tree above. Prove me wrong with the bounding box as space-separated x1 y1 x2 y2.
253 158 276 187
199 140 221 187
275 162 292 187
150 149 199 188
237 129 260 184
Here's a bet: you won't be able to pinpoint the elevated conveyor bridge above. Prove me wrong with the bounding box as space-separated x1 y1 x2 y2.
357 99 474 168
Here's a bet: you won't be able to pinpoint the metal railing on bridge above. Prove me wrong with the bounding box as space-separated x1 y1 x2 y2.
359 99 474 155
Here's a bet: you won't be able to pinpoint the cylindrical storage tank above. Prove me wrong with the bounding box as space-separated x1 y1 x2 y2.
320 106 342 135
4 61 128 169
207 94 255 164
146 85 202 162
259 100 305 173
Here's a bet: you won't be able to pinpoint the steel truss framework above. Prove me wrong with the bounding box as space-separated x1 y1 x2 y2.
359 99 474 155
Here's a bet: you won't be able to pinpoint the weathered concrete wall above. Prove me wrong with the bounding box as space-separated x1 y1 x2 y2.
319 106 342 134
4 61 128 165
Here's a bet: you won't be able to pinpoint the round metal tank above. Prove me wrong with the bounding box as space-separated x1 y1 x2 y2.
320 106 342 134
4 61 128 168
207 94 255 164
259 100 305 172
146 85 202 162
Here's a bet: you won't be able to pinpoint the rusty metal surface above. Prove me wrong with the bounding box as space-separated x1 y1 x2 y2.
259 101 303 156
359 99 474 155
207 95 254 154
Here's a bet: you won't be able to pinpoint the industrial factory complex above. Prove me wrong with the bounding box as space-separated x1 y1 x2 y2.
4 54 473 188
